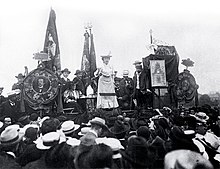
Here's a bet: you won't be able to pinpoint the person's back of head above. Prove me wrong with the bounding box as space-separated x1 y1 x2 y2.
45 142 74 168
75 144 113 169
40 118 57 135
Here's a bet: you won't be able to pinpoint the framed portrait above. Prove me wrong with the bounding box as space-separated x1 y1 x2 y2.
150 60 167 87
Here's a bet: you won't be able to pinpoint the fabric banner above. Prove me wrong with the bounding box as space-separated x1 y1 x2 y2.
89 33 97 78
43 9 61 72
81 31 90 73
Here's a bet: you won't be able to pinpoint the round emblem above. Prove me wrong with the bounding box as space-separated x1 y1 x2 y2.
175 69 199 103
23 67 59 106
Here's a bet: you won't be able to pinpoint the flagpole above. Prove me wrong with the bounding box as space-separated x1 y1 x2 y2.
149 29 153 44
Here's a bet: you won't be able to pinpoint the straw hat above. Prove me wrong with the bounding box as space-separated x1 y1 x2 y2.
96 137 124 159
61 120 80 135
0 125 23 146
90 117 108 129
36 132 65 150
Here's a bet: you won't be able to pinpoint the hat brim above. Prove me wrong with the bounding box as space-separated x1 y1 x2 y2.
0 132 24 147
90 121 108 130
63 124 80 135
110 124 130 134
36 135 66 150
101 55 112 58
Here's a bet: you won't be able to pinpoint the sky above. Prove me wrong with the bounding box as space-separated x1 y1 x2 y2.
0 0 220 96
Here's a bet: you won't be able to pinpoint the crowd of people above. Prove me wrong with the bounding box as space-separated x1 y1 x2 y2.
0 104 219 168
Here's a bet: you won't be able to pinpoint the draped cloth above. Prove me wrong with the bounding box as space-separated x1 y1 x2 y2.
96 64 118 109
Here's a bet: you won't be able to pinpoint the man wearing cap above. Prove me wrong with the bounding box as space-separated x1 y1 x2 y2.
118 70 134 110
12 73 25 90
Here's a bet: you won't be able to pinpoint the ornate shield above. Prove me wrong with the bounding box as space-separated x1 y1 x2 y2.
23 66 59 107
175 69 199 103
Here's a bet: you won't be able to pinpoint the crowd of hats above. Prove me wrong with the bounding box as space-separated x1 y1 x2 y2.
0 105 219 168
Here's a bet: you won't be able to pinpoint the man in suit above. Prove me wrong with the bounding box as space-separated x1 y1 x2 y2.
12 73 25 91
79 117 108 146
118 70 134 110
132 62 152 109
60 68 71 93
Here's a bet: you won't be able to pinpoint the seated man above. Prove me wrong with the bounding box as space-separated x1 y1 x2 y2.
118 70 134 110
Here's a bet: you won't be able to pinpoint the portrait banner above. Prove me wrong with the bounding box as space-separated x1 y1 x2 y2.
23 66 59 107
150 60 167 87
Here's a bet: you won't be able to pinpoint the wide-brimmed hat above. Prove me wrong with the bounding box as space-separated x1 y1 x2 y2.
66 137 80 147
0 125 24 146
15 73 25 79
96 137 124 159
194 112 209 123
133 60 142 65
90 117 108 129
110 120 130 135
122 70 129 76
61 68 71 74
74 69 83 75
36 132 65 150
100 55 112 58
78 127 91 136
61 120 80 135
164 150 213 169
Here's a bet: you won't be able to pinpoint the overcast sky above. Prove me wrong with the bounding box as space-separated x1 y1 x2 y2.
0 0 220 96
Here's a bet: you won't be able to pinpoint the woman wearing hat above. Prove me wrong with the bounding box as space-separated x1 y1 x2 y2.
96 54 118 109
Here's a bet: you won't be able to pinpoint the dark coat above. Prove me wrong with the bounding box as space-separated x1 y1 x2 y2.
0 100 23 122
0 152 21 169
0 95 6 105
72 77 86 95
16 144 45 167
133 69 151 93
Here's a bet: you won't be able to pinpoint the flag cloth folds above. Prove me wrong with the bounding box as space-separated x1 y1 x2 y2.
81 31 90 73
43 9 61 72
89 32 97 78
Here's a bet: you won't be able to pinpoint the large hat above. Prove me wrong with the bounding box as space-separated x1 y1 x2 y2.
90 117 108 129
195 112 209 123
66 137 80 147
133 60 142 65
100 54 112 58
74 69 83 75
122 70 129 76
0 125 23 146
96 137 124 159
164 150 213 169
78 127 91 136
36 132 65 150
61 120 80 135
15 73 25 79
110 120 130 136
61 68 71 74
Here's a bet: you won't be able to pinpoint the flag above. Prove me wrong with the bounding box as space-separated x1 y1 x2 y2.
81 31 90 73
89 32 97 78
43 9 61 72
